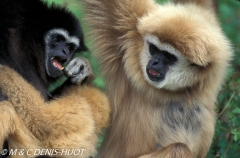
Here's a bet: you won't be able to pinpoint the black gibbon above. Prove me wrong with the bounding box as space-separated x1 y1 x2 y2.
82 0 233 157
0 0 89 101
0 0 110 157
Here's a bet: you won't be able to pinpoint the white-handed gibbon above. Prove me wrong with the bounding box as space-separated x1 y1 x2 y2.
82 0 233 157
0 65 110 158
0 0 110 157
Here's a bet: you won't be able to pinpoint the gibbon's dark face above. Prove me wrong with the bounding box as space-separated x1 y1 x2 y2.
45 28 80 78
140 35 200 91
146 43 177 82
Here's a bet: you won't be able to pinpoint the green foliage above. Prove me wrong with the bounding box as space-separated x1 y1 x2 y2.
210 1 240 156
46 0 240 157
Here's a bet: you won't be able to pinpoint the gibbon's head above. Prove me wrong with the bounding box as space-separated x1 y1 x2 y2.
127 3 232 91
42 5 87 78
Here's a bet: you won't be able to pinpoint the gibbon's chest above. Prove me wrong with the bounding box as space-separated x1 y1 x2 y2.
162 101 202 131
156 101 203 146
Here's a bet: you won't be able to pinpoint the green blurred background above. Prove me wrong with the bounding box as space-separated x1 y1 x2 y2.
45 0 240 157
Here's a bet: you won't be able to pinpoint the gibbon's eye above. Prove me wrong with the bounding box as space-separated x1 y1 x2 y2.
67 44 75 51
190 63 201 67
53 35 65 43
53 37 61 43
149 43 159 55
67 45 71 50
191 63 197 66
164 52 177 62
53 37 60 43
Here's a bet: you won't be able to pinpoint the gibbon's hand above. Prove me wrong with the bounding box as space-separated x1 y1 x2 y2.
64 57 93 84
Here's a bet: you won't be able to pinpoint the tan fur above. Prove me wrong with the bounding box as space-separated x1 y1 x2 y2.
0 101 40 158
0 65 110 158
82 0 232 157
173 0 218 12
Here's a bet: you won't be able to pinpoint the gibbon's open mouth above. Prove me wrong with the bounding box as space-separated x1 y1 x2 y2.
51 57 67 70
147 68 164 82
148 69 163 77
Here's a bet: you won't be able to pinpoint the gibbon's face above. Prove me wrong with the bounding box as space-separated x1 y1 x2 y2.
140 35 200 91
137 4 225 91
45 28 80 77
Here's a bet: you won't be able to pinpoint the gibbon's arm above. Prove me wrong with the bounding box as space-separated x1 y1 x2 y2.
0 65 110 149
0 101 40 152
173 0 218 12
81 0 156 76
138 143 192 158
51 57 95 97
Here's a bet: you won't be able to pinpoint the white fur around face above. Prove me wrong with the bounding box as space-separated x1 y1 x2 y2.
140 35 199 91
45 28 80 47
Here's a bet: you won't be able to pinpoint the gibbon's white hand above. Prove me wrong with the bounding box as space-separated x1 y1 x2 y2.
64 57 93 84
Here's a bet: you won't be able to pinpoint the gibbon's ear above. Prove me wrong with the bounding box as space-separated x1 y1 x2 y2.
173 0 218 13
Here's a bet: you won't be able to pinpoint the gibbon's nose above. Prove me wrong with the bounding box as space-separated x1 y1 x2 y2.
62 48 69 55
153 58 159 65
151 59 162 70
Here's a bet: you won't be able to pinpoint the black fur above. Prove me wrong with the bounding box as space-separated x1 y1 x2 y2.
0 0 87 157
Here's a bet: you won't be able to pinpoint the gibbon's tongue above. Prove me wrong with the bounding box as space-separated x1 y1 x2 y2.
149 69 160 76
52 58 64 70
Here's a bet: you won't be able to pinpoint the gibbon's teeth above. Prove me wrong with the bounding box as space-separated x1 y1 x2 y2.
53 62 57 67
149 69 160 76
52 58 64 70
51 57 54 60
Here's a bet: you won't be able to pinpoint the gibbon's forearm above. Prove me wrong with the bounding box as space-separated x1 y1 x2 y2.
0 100 98 157
0 100 40 151
81 0 156 78
0 66 48 139
0 65 110 141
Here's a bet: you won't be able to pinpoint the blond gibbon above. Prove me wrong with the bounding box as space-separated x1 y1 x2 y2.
82 0 233 157
0 65 110 158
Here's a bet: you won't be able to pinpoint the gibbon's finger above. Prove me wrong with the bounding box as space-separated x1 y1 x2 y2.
66 64 80 77
64 57 89 77
71 70 89 84
71 62 93 84
64 58 79 76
